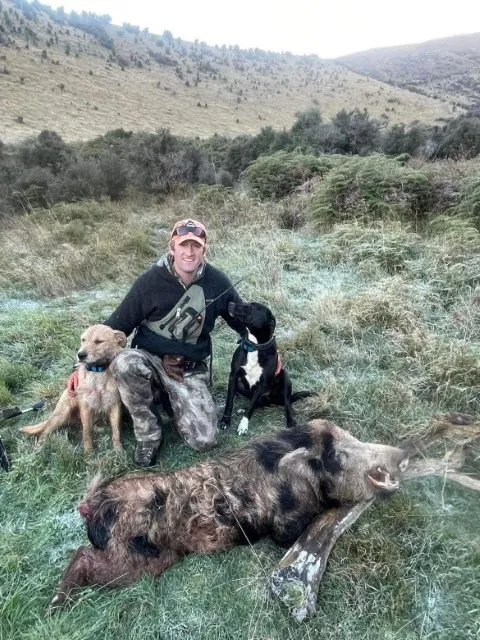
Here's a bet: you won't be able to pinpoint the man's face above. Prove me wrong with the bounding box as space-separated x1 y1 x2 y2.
170 239 205 281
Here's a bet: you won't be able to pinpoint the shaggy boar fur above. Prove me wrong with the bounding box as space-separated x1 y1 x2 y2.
50 419 408 609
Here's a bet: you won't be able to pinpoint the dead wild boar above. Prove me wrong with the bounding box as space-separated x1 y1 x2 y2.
50 419 409 610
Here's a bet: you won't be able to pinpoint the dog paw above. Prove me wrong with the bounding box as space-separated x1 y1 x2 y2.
219 417 231 430
237 417 249 435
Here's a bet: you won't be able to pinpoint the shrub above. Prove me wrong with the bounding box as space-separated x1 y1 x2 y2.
382 123 430 157
127 130 186 194
97 152 127 201
181 146 215 185
331 108 381 155
450 177 480 224
216 168 233 188
436 115 480 159
48 158 105 203
11 166 53 211
244 151 335 200
309 155 434 225
290 108 323 151
18 130 71 175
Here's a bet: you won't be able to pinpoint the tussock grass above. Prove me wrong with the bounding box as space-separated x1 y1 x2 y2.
0 201 159 298
307 278 428 342
1 191 479 639
419 338 480 411
319 222 422 273
416 216 480 305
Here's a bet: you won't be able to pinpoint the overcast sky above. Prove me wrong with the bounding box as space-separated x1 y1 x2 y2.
45 0 480 58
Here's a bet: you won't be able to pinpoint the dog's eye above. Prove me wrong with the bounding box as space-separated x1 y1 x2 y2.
94 340 104 345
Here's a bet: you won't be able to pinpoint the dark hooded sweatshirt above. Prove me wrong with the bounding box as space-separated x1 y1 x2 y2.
104 256 244 361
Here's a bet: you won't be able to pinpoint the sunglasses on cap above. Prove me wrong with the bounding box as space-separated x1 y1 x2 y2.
173 224 206 239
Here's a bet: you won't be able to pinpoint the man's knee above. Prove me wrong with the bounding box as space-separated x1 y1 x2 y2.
179 411 218 452
110 349 151 381
184 429 218 452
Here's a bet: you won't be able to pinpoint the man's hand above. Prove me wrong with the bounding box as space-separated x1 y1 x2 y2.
162 354 185 383
66 369 79 397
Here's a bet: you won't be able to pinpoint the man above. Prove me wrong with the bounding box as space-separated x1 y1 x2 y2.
70 219 244 466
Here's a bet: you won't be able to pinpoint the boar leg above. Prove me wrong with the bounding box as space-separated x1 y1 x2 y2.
49 545 179 612
269 501 373 622
49 545 143 611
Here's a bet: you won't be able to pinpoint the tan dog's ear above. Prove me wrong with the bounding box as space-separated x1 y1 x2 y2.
113 330 127 348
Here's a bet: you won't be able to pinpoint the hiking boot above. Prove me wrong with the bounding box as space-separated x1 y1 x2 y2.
134 438 162 467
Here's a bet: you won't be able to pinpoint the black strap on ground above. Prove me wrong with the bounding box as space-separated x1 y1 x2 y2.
0 438 10 471
0 401 44 472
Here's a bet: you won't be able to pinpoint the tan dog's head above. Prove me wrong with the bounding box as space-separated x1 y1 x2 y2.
77 325 127 368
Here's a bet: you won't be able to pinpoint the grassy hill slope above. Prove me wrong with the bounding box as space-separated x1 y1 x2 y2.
0 0 455 143
337 32 480 109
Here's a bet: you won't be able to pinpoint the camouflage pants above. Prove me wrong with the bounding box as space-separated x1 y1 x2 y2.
110 349 218 451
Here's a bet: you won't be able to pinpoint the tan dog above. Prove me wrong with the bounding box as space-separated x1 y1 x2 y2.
21 325 127 451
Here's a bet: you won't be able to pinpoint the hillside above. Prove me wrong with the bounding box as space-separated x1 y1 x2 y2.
337 33 480 109
0 0 455 144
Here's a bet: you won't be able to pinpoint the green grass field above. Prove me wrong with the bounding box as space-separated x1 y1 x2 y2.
0 190 479 640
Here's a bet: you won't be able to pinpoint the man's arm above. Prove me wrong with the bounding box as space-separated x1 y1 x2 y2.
220 282 246 335
104 270 155 336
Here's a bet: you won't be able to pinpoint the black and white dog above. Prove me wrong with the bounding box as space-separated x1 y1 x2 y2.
220 302 311 434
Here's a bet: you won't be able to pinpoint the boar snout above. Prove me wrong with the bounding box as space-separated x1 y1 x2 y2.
367 450 409 493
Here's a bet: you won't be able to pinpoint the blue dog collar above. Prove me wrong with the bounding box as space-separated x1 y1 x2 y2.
238 338 257 353
238 335 276 353
85 364 106 373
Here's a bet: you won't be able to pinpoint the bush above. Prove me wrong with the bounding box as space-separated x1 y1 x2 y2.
382 123 429 157
127 130 187 194
18 130 71 175
331 108 382 155
97 152 127 201
244 151 335 200
216 168 234 188
181 146 215 185
309 155 434 225
450 177 480 224
48 158 105 203
11 166 53 211
436 115 480 159
290 108 323 152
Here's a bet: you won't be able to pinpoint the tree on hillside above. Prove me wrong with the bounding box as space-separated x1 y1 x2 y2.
290 108 324 153
224 127 279 178
18 130 70 175
332 108 381 155
382 123 430 157
436 115 480 159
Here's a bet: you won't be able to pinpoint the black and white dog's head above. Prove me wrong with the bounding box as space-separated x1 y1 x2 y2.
228 302 276 343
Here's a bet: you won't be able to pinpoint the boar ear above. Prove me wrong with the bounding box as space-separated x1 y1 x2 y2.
278 448 317 481
113 330 127 348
